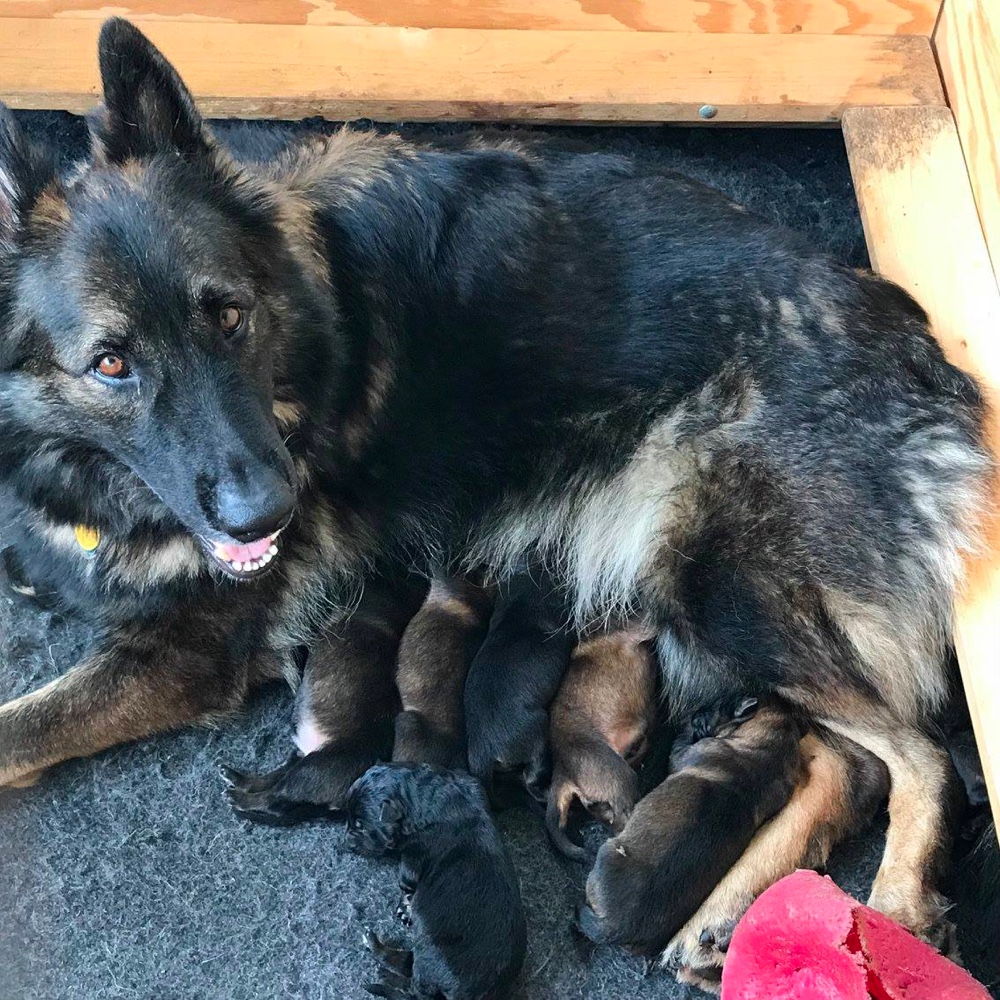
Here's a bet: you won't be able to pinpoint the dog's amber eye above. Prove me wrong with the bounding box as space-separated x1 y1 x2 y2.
218 304 244 336
94 354 129 379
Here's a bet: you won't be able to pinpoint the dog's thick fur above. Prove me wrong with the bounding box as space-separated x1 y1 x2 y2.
0 18 990 969
577 696 804 957
345 763 527 1000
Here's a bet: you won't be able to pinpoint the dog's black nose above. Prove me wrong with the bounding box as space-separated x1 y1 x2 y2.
216 467 295 542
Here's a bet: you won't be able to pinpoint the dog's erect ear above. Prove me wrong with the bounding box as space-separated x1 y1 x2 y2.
92 18 212 165
0 104 55 256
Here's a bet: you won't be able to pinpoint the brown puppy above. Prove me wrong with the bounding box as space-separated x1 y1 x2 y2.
546 624 657 860
392 572 495 769
577 695 804 955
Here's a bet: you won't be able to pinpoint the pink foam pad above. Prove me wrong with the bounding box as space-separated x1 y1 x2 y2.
720 870 991 1000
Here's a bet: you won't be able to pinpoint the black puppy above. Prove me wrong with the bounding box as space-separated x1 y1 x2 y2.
346 763 527 1000
464 568 575 792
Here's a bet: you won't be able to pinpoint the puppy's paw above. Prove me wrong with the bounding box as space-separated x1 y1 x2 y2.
223 754 329 827
395 889 414 927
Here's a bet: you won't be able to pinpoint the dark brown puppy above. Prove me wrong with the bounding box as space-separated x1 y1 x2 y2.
577 695 804 955
546 623 657 860
392 572 495 770
224 577 426 824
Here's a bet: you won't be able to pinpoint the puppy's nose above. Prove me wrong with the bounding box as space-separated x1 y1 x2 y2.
216 465 295 542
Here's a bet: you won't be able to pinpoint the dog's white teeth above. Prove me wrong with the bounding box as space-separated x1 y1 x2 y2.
267 544 278 556
232 561 244 572
261 552 273 565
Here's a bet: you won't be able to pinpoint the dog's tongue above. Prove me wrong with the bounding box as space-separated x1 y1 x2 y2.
215 536 272 564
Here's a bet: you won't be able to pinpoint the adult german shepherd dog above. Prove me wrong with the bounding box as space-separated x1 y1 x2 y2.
0 18 990 982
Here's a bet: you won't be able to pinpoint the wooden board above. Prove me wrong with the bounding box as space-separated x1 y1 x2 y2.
0 18 945 123
844 105 1000 828
0 0 942 35
935 0 1000 281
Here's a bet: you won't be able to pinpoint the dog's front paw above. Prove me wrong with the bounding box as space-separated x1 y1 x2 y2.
868 888 961 964
660 911 740 996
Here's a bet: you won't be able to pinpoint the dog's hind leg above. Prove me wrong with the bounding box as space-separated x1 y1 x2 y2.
822 720 959 955
0 612 269 789
661 731 888 992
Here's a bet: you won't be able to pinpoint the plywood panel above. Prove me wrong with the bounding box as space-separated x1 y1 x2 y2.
0 0 942 35
844 105 1000 828
0 18 945 123
935 0 1000 282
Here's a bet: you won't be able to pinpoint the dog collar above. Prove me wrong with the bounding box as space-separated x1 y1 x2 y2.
74 524 101 557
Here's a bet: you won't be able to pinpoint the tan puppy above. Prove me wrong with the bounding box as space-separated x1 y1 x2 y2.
392 572 495 770
546 624 656 860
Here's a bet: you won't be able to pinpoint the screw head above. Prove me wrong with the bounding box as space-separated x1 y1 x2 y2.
698 104 718 120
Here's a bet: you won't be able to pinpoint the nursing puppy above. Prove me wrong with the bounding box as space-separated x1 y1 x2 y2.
392 572 494 769
347 763 527 1000
577 696 804 954
546 624 657 860
464 569 575 791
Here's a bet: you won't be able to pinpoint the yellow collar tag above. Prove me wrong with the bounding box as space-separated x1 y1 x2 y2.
74 524 101 554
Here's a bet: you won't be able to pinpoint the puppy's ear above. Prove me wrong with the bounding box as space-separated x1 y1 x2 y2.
0 104 55 256
733 696 759 723
91 18 212 165
378 798 405 847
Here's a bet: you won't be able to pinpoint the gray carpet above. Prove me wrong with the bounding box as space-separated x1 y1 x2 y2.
0 116 994 1000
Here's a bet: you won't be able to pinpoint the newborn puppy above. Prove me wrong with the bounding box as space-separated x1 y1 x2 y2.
577 695 805 954
392 572 495 769
464 568 575 791
546 624 657 860
347 763 527 1000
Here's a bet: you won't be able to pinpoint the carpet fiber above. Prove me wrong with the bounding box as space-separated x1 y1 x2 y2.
0 114 995 1000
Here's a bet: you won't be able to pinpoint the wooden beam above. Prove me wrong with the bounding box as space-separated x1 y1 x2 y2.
935 0 1000 283
843 105 1000 829
0 18 946 123
0 0 943 35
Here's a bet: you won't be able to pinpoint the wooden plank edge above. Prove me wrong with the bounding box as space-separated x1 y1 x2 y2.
0 0 945 36
843 104 1000 832
0 20 946 123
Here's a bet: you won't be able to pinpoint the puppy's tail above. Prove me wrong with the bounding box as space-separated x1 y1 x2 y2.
546 786 588 862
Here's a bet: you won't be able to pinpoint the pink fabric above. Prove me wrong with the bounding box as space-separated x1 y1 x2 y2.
721 870 990 1000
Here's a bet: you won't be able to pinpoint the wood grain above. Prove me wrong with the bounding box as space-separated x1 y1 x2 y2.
844 105 1000 830
935 0 1000 282
0 18 944 122
0 0 943 35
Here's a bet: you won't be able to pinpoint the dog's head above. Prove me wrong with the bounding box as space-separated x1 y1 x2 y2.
345 765 412 857
0 20 340 580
